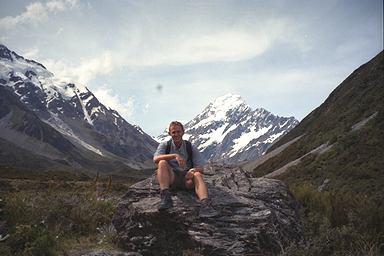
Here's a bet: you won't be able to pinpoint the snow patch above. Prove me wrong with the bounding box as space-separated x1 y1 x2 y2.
229 125 272 156
198 125 228 150
73 89 93 125
265 130 286 143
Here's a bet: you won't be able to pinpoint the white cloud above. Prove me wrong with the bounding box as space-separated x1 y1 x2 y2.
40 20 287 85
4 2 292 85
0 0 78 29
92 86 135 119
76 52 114 84
46 0 66 12
22 47 40 60
162 30 269 64
43 51 114 85
118 19 289 67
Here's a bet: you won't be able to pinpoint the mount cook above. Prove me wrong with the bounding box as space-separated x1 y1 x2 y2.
158 94 298 163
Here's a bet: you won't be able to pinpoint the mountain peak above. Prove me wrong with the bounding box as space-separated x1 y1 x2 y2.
154 93 298 163
0 44 47 70
192 94 250 128
210 93 248 113
0 44 13 61
212 93 244 108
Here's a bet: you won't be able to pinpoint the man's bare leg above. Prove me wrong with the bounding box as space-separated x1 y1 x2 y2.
157 160 175 211
157 160 175 190
186 172 218 218
192 172 208 200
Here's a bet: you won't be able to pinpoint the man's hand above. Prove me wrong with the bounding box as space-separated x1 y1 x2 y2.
189 168 203 174
175 154 186 168
185 168 202 180
185 170 194 180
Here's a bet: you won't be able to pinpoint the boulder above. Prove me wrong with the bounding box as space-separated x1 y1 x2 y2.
112 164 303 255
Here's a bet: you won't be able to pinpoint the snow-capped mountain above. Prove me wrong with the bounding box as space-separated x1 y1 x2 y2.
158 93 298 163
0 44 158 174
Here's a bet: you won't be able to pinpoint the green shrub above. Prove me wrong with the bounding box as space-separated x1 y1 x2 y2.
286 183 384 255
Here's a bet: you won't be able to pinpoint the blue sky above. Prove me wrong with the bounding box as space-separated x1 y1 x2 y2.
0 0 383 136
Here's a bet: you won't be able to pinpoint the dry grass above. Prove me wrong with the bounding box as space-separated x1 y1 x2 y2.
0 175 134 255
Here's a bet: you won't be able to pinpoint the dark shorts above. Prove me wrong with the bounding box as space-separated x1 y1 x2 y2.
170 169 190 190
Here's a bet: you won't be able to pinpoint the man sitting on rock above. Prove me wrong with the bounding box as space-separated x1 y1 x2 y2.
153 121 218 218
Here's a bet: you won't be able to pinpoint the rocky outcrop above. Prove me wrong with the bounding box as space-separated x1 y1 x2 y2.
112 165 303 256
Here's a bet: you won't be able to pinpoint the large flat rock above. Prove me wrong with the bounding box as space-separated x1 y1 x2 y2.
112 164 302 255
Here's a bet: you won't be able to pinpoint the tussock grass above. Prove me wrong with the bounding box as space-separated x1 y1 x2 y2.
280 183 384 256
0 176 134 255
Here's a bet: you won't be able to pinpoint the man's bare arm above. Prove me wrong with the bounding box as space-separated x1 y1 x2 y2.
153 154 186 168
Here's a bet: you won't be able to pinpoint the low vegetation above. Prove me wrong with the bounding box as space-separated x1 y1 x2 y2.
277 114 384 255
281 184 383 256
0 172 136 255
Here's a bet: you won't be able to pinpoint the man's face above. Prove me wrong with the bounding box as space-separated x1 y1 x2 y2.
169 124 184 143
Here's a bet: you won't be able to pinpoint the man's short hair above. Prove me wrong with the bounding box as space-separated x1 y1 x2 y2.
169 121 184 132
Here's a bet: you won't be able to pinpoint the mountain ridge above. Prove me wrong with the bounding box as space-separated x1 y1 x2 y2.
240 50 384 254
245 50 384 198
0 44 158 177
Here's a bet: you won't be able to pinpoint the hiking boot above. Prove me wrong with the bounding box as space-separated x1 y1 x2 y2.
199 198 218 218
158 189 173 211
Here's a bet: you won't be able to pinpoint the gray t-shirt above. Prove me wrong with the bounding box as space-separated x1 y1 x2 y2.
154 140 205 172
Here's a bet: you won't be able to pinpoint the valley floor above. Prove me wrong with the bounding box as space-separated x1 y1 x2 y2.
0 173 136 255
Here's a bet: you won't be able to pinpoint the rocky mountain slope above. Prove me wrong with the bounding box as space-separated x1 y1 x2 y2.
243 50 384 200
158 93 298 163
0 44 158 177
